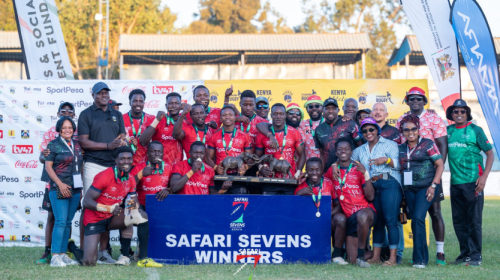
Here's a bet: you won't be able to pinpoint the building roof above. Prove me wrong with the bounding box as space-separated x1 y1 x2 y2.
0 32 23 62
388 35 500 66
120 33 372 65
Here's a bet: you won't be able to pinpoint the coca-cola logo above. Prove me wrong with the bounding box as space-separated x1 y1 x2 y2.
144 100 160 108
0 145 5 153
122 86 147 94
15 160 38 168
12 145 33 154
153 86 174 94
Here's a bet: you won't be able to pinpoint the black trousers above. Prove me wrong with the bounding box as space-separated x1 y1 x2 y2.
450 183 484 261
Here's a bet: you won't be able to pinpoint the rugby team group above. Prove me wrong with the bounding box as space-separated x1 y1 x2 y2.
37 82 492 268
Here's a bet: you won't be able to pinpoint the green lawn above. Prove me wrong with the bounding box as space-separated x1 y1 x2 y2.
1 199 500 279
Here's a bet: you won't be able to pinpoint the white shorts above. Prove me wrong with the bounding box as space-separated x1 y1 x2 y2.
82 162 108 195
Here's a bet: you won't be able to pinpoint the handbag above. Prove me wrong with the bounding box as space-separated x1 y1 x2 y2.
53 177 73 199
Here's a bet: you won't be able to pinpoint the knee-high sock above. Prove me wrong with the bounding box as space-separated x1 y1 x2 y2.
138 222 149 260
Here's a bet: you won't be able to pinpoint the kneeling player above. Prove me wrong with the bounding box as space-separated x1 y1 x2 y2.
130 141 171 267
82 146 147 266
329 138 376 267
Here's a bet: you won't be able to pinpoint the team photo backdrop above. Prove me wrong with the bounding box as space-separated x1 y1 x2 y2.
0 79 428 246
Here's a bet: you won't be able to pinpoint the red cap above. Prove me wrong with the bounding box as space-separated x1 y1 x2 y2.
286 103 304 121
405 87 427 103
304 95 323 108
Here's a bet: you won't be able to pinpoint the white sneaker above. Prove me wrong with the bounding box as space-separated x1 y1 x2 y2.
60 254 79 266
413 264 426 268
332 256 349 265
50 255 67 267
97 250 116 264
115 254 131 266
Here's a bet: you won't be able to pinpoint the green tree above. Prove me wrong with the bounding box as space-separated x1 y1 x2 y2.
0 0 16 31
295 0 407 78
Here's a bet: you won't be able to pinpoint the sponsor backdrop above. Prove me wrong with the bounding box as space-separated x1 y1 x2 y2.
0 79 428 246
147 195 331 264
206 79 429 126
401 0 461 114
451 0 500 158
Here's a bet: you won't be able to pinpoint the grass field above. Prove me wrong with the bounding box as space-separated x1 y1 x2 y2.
1 199 500 279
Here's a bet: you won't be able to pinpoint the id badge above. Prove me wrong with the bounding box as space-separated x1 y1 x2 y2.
73 174 83 189
403 171 413 186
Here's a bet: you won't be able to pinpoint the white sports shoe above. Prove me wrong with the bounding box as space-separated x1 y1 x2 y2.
50 255 67 267
332 257 349 265
97 250 116 264
60 254 79 265
115 254 131 266
413 264 426 268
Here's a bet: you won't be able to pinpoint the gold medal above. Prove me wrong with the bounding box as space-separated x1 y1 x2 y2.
279 156 284 160
316 211 321 218
340 195 345 201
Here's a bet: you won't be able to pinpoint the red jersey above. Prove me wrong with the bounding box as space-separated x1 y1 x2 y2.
181 123 213 159
133 161 172 206
235 114 268 145
327 165 376 218
186 107 221 134
151 117 185 165
294 177 334 196
299 119 323 160
255 125 304 178
83 167 137 225
123 112 155 166
206 128 252 174
171 160 215 195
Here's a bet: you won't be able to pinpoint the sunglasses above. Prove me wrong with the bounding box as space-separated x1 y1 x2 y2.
361 128 376 134
358 114 370 119
287 111 301 116
409 97 424 102
403 127 419 133
453 109 467 115
308 104 321 110
60 109 74 113
256 104 269 110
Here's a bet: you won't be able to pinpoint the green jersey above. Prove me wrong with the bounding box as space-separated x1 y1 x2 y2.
447 122 492 185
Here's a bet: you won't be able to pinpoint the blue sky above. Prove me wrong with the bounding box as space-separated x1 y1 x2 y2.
163 0 500 43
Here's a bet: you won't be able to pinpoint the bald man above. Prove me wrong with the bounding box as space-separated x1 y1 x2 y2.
342 98 358 120
372 102 400 142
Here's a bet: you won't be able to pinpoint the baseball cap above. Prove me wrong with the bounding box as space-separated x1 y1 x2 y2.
304 95 323 108
92 82 111 94
58 102 75 112
446 98 472 121
286 103 305 121
405 87 428 104
323 98 338 108
359 117 381 135
255 96 269 105
108 99 122 108
356 108 372 120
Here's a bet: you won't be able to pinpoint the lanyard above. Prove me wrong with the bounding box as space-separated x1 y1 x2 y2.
129 112 144 138
222 128 236 155
147 160 164 175
60 137 78 173
308 178 323 209
193 124 208 144
114 166 129 183
338 162 353 197
271 124 287 159
309 117 324 137
406 138 422 170
166 114 175 126
188 158 205 173
206 107 211 114
240 114 255 132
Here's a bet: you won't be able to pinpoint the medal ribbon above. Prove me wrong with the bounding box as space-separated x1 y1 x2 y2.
193 124 208 144
147 160 164 175
222 128 236 155
188 158 205 173
271 124 287 159
128 112 144 153
114 166 129 183
308 177 323 209
240 114 256 133
337 162 353 198
166 114 175 126
309 117 324 137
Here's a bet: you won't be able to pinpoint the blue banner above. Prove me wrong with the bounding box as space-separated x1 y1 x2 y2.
146 195 331 265
451 0 500 156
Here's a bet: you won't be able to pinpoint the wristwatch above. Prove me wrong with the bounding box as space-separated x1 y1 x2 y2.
431 183 437 189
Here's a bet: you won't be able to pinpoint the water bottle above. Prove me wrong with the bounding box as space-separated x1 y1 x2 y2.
125 195 132 216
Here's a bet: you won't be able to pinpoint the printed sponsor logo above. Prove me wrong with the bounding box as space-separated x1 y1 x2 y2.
302 89 317 100
12 145 33 154
0 145 4 153
25 220 30 228
37 100 56 108
36 116 42 123
10 235 16 241
0 235 3 242
0 114 2 123
144 100 160 109
25 207 31 215
153 86 174 94
15 160 38 169
23 101 29 109
10 87 15 94
0 176 19 183
73 100 93 108
21 130 29 139
448 142 467 148
8 115 19 124
8 130 15 138
24 87 31 93
376 92 393 104
24 176 32 183
11 100 17 108
19 191 44 199
0 101 5 108
283 91 293 103
38 206 47 214
0 131 2 139
230 197 249 231
24 115 29 123
122 86 146 94
0 220 3 229
38 221 44 229
256 90 272 96
22 235 30 242
47 87 84 94
358 92 367 104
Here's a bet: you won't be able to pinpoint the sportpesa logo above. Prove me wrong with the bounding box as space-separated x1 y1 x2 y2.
47 87 84 94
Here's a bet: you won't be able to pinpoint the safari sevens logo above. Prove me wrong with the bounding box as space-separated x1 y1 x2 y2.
230 198 249 231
